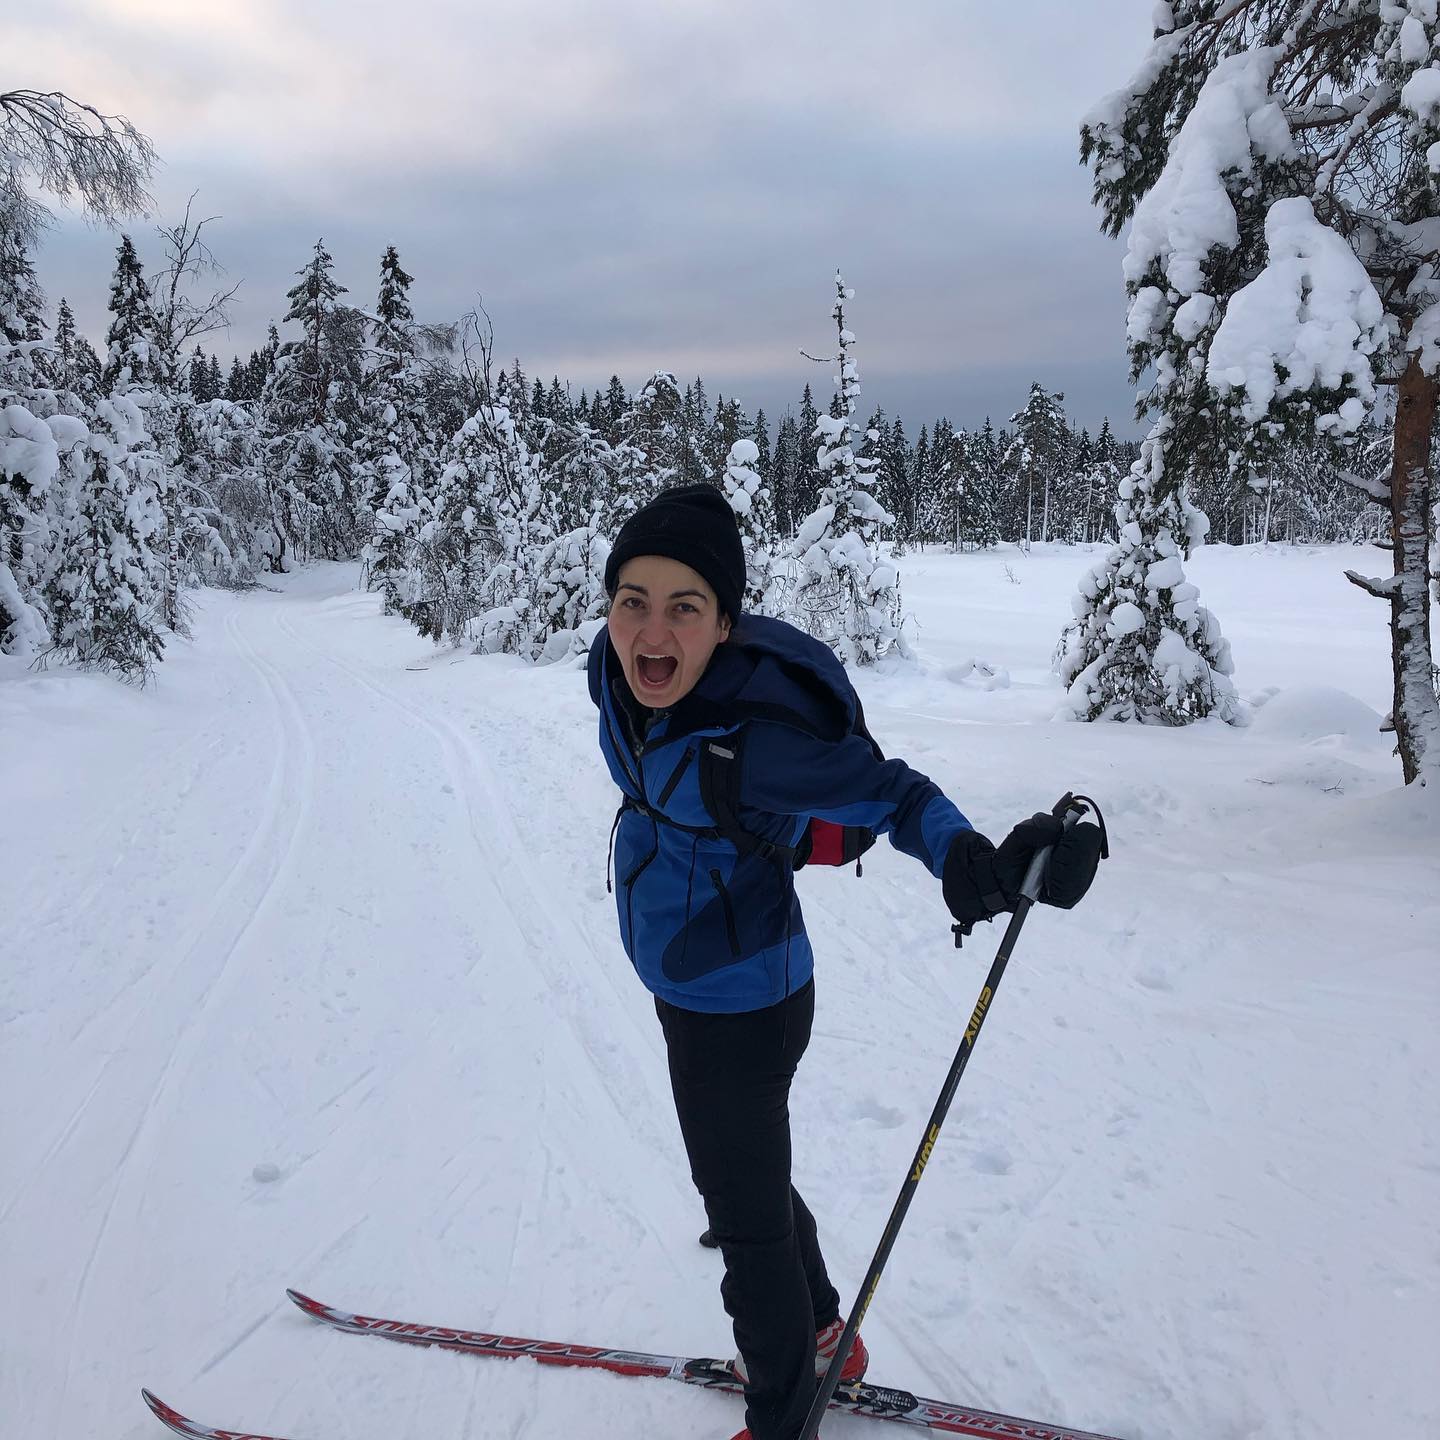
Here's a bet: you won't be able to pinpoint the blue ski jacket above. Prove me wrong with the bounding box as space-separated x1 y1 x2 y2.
588 614 975 1013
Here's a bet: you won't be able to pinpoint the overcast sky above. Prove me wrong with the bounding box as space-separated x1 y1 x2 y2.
24 0 1150 434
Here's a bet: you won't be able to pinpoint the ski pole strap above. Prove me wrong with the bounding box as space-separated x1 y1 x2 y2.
1017 791 1089 905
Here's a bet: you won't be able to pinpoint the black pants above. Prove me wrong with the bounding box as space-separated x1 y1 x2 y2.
655 980 841 1440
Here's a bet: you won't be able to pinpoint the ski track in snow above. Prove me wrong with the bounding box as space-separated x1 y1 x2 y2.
1 547 1438 1440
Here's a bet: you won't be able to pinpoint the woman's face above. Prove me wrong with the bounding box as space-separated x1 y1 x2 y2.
609 554 731 708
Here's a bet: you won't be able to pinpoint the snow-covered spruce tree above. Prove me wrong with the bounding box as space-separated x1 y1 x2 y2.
1 90 154 659
1003 382 1069 547
722 437 775 613
911 424 933 547
786 272 904 665
44 233 168 672
879 416 917 553
1066 3 1438 775
409 410 501 644
416 316 554 654
0 224 59 655
466 401 552 656
44 387 166 678
101 235 159 395
358 246 442 615
620 370 683 501
794 383 823 524
531 517 610 663
1077 418 1124 545
181 395 271 584
770 412 802 538
915 419 951 547
752 408 773 492
263 239 362 565
143 207 242 630
956 426 1003 551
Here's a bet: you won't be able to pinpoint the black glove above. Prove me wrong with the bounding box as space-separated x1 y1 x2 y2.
943 813 1104 933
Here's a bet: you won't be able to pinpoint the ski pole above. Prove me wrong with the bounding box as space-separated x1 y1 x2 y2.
798 792 1091 1440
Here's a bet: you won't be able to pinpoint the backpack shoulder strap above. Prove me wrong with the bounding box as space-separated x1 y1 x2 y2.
697 727 798 868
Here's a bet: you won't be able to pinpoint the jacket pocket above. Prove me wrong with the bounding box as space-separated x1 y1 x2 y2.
708 868 741 957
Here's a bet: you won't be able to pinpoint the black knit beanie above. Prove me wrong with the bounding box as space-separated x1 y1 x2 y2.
604 485 745 623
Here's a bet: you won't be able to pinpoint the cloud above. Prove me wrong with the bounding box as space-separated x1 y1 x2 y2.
25 0 1146 430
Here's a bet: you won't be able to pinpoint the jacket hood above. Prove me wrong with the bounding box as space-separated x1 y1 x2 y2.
587 613 855 745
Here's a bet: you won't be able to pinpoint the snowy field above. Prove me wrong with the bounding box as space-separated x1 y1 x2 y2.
3 543 1437 1440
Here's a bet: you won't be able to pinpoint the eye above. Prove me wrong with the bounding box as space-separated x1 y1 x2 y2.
674 602 699 615
619 596 644 609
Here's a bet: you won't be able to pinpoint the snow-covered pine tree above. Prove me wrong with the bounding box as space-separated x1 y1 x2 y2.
786 272 904 664
1066 2 1438 776
722 437 774 613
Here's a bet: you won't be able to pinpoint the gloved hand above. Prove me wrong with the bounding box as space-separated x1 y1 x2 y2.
943 813 1104 933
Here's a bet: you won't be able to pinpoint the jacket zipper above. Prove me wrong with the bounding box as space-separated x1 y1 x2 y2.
708 868 741 956
656 745 696 807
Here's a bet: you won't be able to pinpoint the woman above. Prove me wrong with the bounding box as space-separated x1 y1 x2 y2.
587 485 1101 1440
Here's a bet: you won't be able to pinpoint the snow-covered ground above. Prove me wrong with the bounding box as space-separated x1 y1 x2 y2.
3 543 1436 1440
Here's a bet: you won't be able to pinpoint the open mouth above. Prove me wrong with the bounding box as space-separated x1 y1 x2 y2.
636 652 679 690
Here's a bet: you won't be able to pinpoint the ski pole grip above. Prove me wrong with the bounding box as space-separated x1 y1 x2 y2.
1017 792 1085 905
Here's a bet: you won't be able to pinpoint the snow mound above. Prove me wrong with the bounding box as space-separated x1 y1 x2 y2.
1247 685 1384 747
943 657 1011 691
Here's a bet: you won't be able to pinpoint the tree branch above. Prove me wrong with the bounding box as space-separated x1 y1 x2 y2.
0 89 155 240
1344 568 1400 599
1339 469 1391 503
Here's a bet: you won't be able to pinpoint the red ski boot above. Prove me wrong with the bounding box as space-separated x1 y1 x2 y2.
731 1318 869 1386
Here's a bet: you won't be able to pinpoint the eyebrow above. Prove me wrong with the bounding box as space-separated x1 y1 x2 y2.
617 583 709 602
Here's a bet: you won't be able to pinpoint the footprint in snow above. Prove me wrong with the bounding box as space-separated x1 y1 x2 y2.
851 1097 904 1128
970 1146 1013 1176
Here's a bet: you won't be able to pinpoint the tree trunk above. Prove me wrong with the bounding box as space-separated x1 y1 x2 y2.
1386 351 1438 784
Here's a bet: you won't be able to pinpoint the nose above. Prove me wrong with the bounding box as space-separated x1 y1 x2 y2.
637 616 671 648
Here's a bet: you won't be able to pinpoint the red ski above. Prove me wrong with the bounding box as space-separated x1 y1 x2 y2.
140 1290 1129 1440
